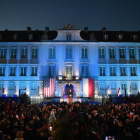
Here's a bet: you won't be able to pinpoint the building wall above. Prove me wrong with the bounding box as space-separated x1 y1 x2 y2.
0 30 140 97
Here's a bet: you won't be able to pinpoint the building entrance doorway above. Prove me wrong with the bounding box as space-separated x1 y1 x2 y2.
65 84 73 95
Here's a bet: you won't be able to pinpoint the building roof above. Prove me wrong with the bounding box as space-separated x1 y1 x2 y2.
0 28 140 42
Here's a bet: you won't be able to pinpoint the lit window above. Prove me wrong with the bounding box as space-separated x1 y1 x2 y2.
130 66 136 76
66 47 72 59
21 48 27 58
0 48 6 58
129 48 135 59
31 66 37 76
120 66 126 76
66 66 72 76
82 47 88 59
100 66 105 76
49 66 56 77
110 67 116 76
119 48 125 58
49 47 55 59
21 67 26 76
11 48 17 58
32 48 38 58
81 66 89 76
109 48 115 58
0 66 5 76
99 48 105 58
66 34 71 41
10 66 16 76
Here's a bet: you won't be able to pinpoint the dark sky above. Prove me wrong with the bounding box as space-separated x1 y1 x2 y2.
0 0 140 31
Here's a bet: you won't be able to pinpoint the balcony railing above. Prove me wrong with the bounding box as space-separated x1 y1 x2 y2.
108 59 117 64
0 74 5 76
0 59 7 63
9 59 18 63
30 59 39 64
98 59 107 64
130 73 137 76
19 59 28 64
110 73 117 76
120 74 127 76
9 74 16 76
118 59 127 64
128 59 137 64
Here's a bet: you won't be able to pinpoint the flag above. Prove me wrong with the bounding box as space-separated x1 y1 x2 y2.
43 78 55 97
130 85 131 93
118 87 120 93
73 89 75 94
2 88 5 94
83 78 94 97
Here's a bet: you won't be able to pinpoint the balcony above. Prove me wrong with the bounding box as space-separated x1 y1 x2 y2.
19 59 28 64
57 76 80 81
98 59 107 64
108 59 117 64
9 59 18 64
118 59 127 64
128 59 137 64
20 74 26 76
0 74 5 76
30 59 39 64
0 59 7 64
110 73 117 76
130 73 137 76
120 74 127 76
9 74 16 76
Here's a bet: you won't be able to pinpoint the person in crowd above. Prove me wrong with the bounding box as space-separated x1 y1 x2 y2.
52 109 73 140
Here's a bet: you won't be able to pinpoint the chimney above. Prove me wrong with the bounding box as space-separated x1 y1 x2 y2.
45 27 49 33
27 27 31 33
102 27 106 33
84 27 88 33
5 29 9 31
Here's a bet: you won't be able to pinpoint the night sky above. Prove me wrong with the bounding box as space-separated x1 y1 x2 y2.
0 0 140 31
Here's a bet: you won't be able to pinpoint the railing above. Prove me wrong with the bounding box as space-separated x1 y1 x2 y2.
9 59 18 63
19 59 28 64
98 59 107 64
30 59 39 64
0 59 7 63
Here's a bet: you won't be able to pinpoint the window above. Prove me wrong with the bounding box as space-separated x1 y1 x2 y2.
66 66 72 76
100 84 105 90
118 35 123 40
31 66 37 76
29 34 33 40
100 67 105 76
21 48 27 58
103 34 108 41
20 83 26 90
21 67 26 76
132 35 137 41
122 84 126 90
66 34 71 41
82 47 88 59
66 47 72 59
49 47 55 59
129 48 135 59
0 84 4 90
81 66 89 76
132 83 137 89
11 48 17 58
49 66 56 77
119 48 125 58
109 48 115 58
99 48 105 58
13 34 18 40
130 66 136 76
0 48 6 58
10 83 14 90
110 67 116 76
120 67 126 76
0 66 5 76
10 67 16 76
31 83 36 90
32 48 38 58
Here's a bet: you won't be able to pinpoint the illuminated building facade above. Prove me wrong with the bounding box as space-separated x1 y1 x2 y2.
0 24 140 97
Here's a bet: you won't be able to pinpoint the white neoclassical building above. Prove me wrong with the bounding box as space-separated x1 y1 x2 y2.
0 24 140 97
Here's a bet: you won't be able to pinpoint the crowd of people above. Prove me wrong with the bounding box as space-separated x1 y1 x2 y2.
0 97 140 140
